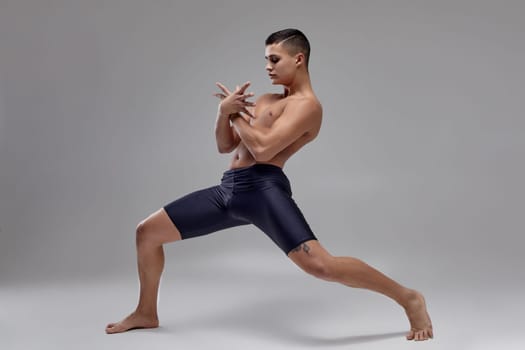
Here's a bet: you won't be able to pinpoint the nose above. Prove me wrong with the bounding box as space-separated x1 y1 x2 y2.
265 62 272 72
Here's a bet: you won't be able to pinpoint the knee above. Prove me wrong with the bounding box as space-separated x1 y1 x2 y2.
135 221 150 245
299 257 335 281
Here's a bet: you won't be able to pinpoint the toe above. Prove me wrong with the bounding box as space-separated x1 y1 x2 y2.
418 330 429 341
406 330 415 340
106 323 122 334
419 331 424 341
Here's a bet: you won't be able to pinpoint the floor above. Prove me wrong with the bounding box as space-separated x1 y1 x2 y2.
2 254 523 350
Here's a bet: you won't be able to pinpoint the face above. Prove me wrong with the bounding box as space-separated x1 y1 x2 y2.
264 43 300 85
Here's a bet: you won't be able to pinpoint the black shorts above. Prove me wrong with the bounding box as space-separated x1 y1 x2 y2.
163 163 317 255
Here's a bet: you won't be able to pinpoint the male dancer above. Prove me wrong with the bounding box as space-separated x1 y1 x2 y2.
106 28 433 341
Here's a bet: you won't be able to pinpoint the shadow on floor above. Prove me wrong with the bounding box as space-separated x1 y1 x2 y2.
153 293 407 346
286 331 407 346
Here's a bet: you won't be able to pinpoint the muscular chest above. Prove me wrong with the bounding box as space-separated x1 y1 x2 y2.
251 99 287 129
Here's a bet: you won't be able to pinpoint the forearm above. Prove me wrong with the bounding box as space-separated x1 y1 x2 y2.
230 116 266 160
214 107 239 153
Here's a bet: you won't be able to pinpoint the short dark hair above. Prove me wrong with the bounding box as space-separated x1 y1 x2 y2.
265 28 311 69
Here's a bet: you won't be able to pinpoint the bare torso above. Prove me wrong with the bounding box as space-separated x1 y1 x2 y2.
229 93 322 169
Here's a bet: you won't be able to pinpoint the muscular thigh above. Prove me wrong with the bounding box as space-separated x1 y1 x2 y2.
232 185 318 254
137 208 183 244
162 185 250 240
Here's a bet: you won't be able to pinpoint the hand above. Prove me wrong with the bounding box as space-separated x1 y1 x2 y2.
213 81 256 118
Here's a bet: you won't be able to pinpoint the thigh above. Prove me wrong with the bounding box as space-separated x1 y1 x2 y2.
237 185 318 255
163 185 250 240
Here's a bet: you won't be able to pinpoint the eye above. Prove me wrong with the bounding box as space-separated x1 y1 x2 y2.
265 56 279 64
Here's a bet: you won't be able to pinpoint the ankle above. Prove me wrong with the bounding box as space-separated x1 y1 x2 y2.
134 308 159 320
400 288 419 309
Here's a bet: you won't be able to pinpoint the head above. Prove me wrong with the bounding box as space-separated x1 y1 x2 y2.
265 28 311 85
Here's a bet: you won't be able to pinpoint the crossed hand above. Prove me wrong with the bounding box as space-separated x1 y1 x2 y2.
213 81 256 119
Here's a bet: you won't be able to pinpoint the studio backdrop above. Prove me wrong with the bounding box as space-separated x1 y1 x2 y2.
0 0 523 293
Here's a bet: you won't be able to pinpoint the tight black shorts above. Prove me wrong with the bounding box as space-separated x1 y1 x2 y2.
163 163 317 255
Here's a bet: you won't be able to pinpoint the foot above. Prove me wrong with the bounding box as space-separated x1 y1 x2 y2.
105 311 159 334
403 289 433 341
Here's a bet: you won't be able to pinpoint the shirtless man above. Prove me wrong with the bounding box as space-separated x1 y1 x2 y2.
105 28 433 341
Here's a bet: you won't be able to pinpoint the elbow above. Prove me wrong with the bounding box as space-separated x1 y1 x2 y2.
252 145 273 162
217 144 233 154
216 136 235 154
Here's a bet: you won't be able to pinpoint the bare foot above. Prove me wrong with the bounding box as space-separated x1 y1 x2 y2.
403 289 434 341
105 311 159 334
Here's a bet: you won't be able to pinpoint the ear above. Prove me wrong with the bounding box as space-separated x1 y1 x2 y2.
295 52 305 68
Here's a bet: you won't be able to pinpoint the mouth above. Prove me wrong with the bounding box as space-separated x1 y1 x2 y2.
269 74 277 78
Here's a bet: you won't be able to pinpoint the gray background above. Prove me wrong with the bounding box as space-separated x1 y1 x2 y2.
1 1 524 349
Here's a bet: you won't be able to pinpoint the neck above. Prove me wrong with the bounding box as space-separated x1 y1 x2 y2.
283 71 313 97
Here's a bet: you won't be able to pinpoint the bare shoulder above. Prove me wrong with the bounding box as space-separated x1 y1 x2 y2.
299 96 322 111
286 96 323 121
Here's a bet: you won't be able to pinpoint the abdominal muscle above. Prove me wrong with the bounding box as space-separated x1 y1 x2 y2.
228 143 280 169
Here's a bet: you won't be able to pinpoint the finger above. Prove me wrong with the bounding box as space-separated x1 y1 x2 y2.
241 96 256 105
215 82 231 95
241 108 255 118
238 81 251 94
213 93 227 99
235 92 254 101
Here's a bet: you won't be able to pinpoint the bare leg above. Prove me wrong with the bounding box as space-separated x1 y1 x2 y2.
288 240 433 341
106 209 182 334
331 255 433 341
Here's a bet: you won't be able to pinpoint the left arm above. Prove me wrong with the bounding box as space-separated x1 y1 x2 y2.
230 99 321 161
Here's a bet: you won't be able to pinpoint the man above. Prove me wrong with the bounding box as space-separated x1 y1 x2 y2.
106 28 433 341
